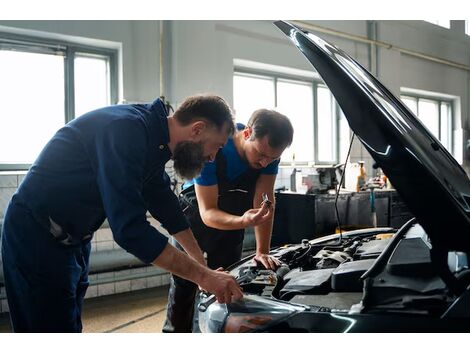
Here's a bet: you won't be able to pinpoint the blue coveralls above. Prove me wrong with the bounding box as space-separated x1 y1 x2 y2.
1 99 189 332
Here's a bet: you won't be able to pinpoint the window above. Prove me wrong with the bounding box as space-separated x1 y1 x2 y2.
466 20 470 36
0 35 117 170
401 95 453 152
233 70 349 164
424 20 451 29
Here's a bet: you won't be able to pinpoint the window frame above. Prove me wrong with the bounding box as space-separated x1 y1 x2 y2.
0 32 118 171
400 93 454 153
233 68 343 165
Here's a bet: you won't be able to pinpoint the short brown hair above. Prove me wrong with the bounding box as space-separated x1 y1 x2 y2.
247 109 294 149
174 94 234 134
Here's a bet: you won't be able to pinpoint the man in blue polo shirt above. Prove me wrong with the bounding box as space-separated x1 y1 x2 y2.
163 109 294 332
1 94 243 332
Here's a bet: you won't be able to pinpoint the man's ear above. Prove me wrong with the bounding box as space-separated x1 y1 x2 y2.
190 120 206 138
243 127 252 140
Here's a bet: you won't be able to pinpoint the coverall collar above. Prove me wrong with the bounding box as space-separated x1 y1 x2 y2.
145 98 172 156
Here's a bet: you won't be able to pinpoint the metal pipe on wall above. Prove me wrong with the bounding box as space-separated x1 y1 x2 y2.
292 20 470 72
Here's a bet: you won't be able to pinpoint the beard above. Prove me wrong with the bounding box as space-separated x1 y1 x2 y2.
173 141 206 180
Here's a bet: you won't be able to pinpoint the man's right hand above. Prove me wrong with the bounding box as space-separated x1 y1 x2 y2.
199 269 243 304
240 201 273 228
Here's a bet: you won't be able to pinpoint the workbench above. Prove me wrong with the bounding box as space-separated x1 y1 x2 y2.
268 189 413 247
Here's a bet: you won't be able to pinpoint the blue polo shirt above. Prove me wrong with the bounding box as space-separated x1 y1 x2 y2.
14 99 189 264
184 123 280 189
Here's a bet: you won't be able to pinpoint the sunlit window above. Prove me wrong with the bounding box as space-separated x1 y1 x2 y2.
74 54 111 117
317 85 335 162
233 72 275 123
276 79 314 162
0 50 65 165
425 20 451 29
233 70 348 164
0 37 116 169
401 94 453 153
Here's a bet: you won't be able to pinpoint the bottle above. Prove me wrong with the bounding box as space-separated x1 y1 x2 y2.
290 153 297 192
356 161 366 192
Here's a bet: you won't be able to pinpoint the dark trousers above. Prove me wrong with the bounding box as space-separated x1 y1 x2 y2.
162 236 243 333
1 201 91 332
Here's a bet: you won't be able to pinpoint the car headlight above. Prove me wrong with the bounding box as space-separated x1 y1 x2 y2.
199 294 305 333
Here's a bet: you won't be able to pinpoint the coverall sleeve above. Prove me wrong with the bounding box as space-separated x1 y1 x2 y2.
94 118 169 264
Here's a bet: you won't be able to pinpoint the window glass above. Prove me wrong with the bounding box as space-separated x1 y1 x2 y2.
0 50 64 164
0 40 116 169
338 109 351 162
401 96 418 115
276 79 314 162
440 102 451 151
234 71 342 164
418 99 440 138
317 85 335 162
233 73 275 124
401 94 454 155
74 54 110 117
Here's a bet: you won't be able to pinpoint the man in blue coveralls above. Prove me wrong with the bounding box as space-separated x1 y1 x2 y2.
163 109 294 332
1 94 243 332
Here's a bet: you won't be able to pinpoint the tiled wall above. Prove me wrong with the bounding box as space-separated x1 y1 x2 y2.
0 172 26 219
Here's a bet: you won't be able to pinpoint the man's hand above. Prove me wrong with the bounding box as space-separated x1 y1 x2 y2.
153 244 242 304
253 253 281 270
240 202 273 228
199 269 244 304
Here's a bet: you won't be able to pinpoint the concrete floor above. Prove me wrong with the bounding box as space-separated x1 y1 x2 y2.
0 285 170 333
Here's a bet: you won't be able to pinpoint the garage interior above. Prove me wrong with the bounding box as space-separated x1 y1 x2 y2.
0 19 469 333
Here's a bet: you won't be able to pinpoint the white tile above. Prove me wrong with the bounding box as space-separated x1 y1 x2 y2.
147 266 163 274
115 269 131 278
84 285 98 299
131 267 147 275
97 272 115 280
130 278 147 291
17 174 26 186
146 275 162 288
161 274 170 286
95 228 113 242
1 299 9 313
96 241 114 252
97 283 115 296
0 188 16 219
0 175 17 188
115 280 131 294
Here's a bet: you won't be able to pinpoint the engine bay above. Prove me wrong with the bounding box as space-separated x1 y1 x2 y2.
229 224 467 315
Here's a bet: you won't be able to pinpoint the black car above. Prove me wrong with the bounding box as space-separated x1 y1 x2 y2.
197 21 470 333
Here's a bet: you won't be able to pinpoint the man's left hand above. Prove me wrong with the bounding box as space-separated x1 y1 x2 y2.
253 253 281 270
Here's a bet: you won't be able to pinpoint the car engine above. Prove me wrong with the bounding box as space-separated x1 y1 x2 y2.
230 231 394 311
229 224 467 315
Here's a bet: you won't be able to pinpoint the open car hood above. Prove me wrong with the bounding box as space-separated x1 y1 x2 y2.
274 21 470 252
